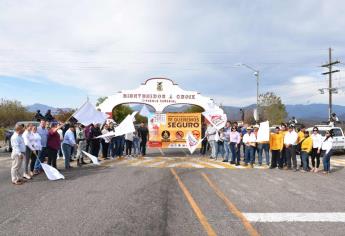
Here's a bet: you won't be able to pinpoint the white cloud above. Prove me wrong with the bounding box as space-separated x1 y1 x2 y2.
0 0 345 106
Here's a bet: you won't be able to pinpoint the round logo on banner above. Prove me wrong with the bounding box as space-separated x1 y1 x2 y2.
192 130 200 139
175 130 184 140
161 130 170 140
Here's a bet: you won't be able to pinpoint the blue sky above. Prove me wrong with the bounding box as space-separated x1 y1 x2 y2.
0 0 345 108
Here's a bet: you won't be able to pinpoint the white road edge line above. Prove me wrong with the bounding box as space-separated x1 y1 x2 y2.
243 213 345 222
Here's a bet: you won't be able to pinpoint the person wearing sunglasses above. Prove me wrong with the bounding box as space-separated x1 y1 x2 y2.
311 127 322 173
321 130 334 174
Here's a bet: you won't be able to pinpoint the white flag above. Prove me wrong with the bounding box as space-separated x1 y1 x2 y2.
114 111 137 136
256 120 270 142
202 111 227 130
96 111 137 139
139 105 151 117
253 108 258 122
41 163 65 181
72 101 107 126
82 151 100 165
186 132 203 154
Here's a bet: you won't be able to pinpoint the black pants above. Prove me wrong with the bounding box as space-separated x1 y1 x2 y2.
286 145 297 169
126 140 133 155
201 139 208 155
101 141 109 158
311 148 321 168
140 138 147 156
278 147 286 168
91 141 100 157
47 147 58 168
30 151 37 172
271 150 281 168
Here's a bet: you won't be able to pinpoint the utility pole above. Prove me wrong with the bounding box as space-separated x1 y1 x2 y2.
236 63 260 122
320 48 340 120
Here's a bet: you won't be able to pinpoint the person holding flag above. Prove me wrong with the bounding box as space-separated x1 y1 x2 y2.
10 124 26 185
62 125 77 169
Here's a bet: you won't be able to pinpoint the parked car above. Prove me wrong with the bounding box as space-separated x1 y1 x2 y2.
306 125 345 152
3 121 40 152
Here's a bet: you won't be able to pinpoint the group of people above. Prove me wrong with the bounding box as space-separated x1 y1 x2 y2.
9 115 336 185
203 121 334 174
10 119 150 185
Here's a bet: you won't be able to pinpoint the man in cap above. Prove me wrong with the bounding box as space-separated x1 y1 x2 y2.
242 126 257 167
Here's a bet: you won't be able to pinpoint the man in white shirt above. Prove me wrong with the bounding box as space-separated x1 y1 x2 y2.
206 124 218 159
284 125 298 170
242 127 257 167
10 125 26 185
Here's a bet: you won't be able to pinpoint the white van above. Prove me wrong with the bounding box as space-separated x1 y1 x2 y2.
306 125 345 152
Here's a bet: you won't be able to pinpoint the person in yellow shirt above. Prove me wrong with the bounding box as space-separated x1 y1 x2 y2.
269 127 283 169
300 131 313 172
297 125 307 168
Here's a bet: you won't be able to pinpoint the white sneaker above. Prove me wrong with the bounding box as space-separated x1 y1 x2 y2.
23 173 31 180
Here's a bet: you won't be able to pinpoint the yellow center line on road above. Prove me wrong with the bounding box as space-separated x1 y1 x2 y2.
170 168 217 236
201 173 260 236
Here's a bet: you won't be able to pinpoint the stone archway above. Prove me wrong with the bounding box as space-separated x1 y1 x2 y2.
98 78 224 114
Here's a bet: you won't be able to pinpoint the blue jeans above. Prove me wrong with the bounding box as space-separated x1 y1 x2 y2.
216 141 224 158
323 150 333 172
110 138 116 157
230 142 240 163
62 143 72 168
34 147 47 171
300 151 309 171
245 146 255 164
209 140 217 158
223 141 230 161
258 143 270 165
133 139 140 155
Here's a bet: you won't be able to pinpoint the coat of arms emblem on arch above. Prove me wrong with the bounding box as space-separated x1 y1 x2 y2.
157 82 163 91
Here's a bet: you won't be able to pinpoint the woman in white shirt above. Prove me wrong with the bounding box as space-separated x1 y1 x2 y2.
31 126 42 175
101 124 110 160
311 127 322 172
22 124 34 179
321 130 333 174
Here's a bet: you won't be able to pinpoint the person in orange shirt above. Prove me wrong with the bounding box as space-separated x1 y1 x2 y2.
300 131 313 172
269 127 283 169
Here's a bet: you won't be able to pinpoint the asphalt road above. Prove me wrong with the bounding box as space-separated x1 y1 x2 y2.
1 149 345 236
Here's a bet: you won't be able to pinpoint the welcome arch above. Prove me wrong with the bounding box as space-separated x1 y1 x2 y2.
98 78 224 114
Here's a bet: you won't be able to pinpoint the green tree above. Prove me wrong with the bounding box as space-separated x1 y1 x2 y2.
55 108 77 123
184 105 205 113
112 105 134 123
258 92 287 125
0 98 33 128
96 96 108 107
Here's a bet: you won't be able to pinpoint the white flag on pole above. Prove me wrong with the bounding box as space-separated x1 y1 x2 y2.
202 111 227 130
82 151 100 165
256 120 270 142
41 163 65 181
96 112 137 139
186 132 203 154
139 105 151 117
72 101 108 126
114 111 137 136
